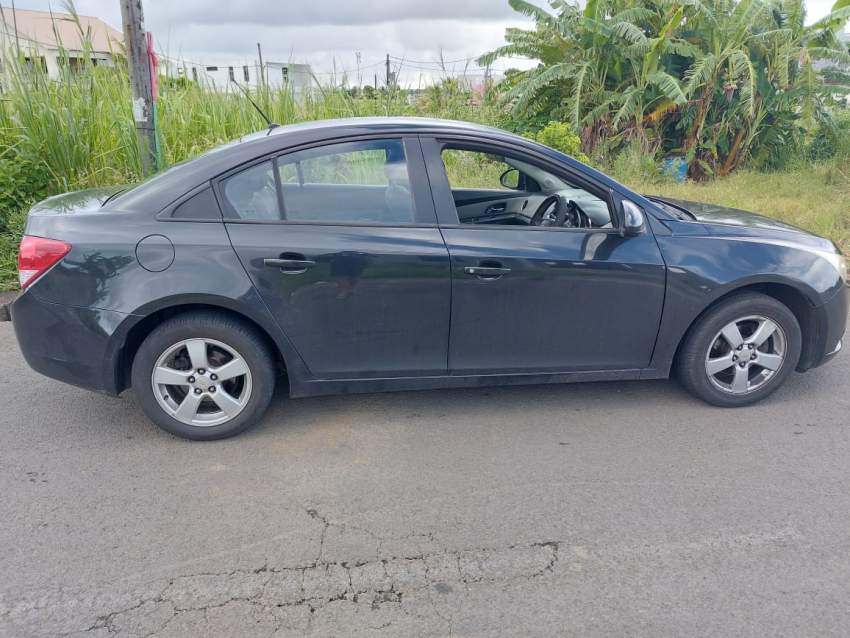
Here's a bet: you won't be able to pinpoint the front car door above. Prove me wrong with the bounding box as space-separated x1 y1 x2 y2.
420 136 666 374
219 136 451 379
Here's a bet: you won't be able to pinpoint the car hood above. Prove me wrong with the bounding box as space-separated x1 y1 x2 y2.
648 195 839 249
649 196 807 231
29 186 128 216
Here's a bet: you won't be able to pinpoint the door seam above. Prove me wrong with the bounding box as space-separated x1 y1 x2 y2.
414 134 454 373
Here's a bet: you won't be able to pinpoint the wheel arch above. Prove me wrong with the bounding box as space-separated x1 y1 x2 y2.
671 281 816 374
110 297 294 395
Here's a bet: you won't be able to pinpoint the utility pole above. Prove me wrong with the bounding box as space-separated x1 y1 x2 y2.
120 0 157 175
386 53 390 89
257 42 265 87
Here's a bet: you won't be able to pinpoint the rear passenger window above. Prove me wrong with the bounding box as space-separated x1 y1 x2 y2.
278 139 414 224
170 186 221 220
221 160 280 220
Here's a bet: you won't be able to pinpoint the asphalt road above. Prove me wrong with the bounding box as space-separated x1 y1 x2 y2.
1 316 850 637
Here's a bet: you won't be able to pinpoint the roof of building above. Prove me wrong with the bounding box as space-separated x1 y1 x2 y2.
0 6 122 53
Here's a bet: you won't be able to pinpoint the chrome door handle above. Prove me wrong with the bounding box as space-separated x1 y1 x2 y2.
464 266 511 279
263 258 316 274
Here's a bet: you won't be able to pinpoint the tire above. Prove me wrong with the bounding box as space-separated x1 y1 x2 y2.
677 292 802 407
131 311 276 440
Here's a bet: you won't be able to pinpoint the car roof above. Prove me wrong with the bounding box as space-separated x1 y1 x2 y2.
236 116 515 144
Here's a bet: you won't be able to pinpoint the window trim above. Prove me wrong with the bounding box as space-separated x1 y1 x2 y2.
156 182 223 223
213 135 438 227
420 135 622 233
216 158 281 222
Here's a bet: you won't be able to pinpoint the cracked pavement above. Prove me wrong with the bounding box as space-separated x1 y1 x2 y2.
2 319 850 637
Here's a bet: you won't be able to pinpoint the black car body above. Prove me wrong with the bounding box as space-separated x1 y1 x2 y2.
8 117 847 439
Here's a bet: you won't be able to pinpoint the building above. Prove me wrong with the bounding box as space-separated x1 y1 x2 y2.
174 60 313 99
265 62 312 98
0 6 122 79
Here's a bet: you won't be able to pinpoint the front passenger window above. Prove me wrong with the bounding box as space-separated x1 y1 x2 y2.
440 147 612 229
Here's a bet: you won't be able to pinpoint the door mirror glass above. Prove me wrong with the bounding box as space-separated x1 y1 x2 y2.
499 168 521 190
622 200 645 236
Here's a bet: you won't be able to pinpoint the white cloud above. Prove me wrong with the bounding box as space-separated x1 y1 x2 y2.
8 0 846 85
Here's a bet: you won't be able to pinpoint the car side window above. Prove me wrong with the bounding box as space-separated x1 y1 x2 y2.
221 160 280 221
170 186 221 220
278 139 415 224
441 149 517 191
440 147 612 229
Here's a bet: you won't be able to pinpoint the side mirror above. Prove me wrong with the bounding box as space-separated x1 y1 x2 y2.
499 168 521 190
621 199 645 236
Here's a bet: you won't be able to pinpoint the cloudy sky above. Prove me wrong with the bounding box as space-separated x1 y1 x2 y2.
8 0 846 85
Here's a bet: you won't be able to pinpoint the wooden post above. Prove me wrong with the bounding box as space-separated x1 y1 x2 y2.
257 42 265 87
120 0 157 175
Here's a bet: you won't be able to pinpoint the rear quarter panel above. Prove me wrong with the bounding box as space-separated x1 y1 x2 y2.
25 210 310 391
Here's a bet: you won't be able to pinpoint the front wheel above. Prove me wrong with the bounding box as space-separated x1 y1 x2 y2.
131 312 276 440
677 292 802 407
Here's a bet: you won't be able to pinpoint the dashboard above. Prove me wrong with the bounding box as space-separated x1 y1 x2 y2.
452 188 612 228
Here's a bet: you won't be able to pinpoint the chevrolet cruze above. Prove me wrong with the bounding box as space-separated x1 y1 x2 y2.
7 118 847 439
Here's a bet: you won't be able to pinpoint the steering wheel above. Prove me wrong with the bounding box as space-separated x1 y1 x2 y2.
566 200 591 228
530 195 591 228
530 195 564 227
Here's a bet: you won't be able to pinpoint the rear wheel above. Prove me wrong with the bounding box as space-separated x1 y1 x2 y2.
677 293 802 407
131 312 276 440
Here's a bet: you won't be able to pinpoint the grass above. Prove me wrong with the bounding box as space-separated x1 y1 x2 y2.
0 54 506 291
625 162 850 252
1 48 849 291
0 209 25 290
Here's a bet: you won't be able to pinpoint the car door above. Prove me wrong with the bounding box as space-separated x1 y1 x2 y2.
420 137 666 374
219 136 451 379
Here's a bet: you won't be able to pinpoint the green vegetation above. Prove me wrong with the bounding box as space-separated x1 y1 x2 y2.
483 0 850 176
533 121 591 163
626 161 850 250
1 0 850 291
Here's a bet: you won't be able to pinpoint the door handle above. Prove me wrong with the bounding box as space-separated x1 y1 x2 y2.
485 203 507 215
464 265 511 279
264 257 316 274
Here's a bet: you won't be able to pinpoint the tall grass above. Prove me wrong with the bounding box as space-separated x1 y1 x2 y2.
626 163 850 252
1 27 849 291
0 45 503 289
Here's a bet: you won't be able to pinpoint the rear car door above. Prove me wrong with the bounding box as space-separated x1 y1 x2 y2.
421 137 667 374
220 137 451 379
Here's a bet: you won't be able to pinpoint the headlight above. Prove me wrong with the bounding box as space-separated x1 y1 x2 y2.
815 248 848 284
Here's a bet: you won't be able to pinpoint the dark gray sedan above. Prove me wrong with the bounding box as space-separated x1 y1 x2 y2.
7 117 847 439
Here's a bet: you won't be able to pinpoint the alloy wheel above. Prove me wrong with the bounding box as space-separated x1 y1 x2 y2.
705 315 786 395
151 338 253 427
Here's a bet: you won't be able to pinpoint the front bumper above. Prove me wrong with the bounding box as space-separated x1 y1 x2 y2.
798 284 848 371
10 291 132 395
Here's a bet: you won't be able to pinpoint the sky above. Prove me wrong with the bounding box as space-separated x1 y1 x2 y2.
6 0 847 86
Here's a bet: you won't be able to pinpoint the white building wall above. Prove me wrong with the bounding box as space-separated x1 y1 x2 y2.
175 61 313 99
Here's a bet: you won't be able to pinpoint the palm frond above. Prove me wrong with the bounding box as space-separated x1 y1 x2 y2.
648 70 687 104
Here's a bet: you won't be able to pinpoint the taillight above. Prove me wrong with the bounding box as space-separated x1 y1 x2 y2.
17 235 71 289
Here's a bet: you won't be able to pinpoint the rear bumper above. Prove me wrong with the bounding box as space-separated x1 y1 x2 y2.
798 284 848 371
10 291 131 395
